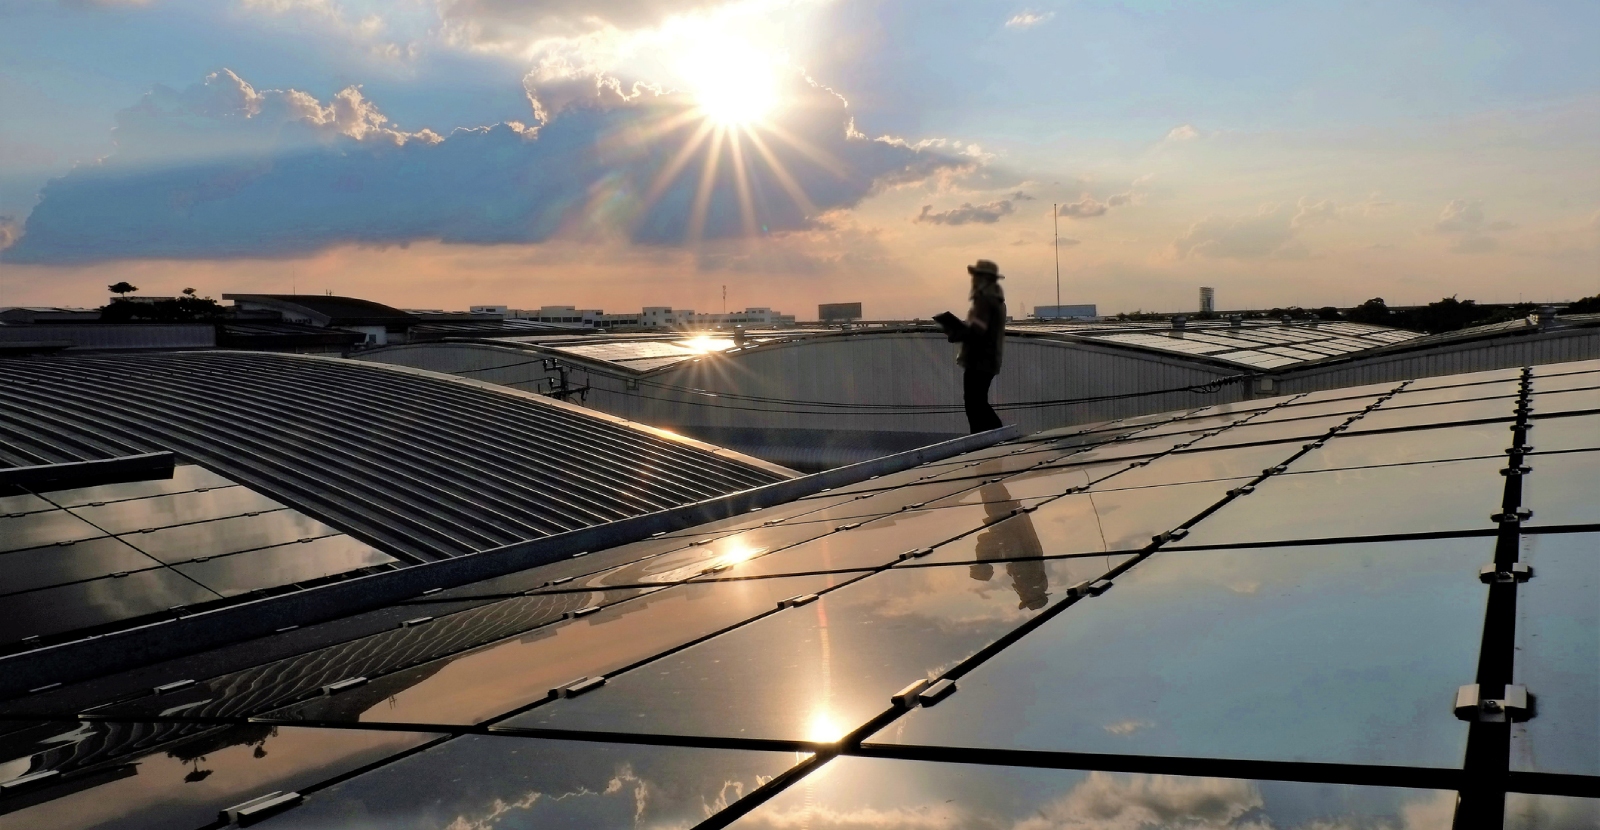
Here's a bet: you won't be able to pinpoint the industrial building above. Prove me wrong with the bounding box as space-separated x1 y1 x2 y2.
0 359 1594 829
360 312 1600 469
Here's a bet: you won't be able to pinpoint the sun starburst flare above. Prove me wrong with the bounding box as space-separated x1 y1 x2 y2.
614 32 848 247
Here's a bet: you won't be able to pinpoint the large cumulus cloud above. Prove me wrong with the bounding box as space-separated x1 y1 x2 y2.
5 68 956 264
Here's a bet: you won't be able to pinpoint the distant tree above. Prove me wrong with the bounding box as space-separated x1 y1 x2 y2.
1315 306 1343 321
181 287 197 297
1346 297 1392 326
99 295 225 323
108 281 138 297
1568 294 1600 314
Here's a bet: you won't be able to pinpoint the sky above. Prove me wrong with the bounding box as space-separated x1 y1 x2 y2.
1 0 1597 318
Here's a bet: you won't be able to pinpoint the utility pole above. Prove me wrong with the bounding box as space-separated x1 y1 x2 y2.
1053 203 1061 315
722 284 727 315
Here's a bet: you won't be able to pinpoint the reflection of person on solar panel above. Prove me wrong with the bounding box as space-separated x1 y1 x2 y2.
967 480 1048 609
935 259 1007 434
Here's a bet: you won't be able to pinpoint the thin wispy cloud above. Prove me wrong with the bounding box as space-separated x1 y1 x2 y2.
1163 124 1200 142
1005 11 1053 29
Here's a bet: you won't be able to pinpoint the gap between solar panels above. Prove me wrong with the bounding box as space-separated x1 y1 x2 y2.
1453 367 1535 830
0 426 1019 700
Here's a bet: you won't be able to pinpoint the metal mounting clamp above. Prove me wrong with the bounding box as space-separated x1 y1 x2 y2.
1499 466 1532 477
1153 528 1190 544
892 678 931 708
917 679 957 706
221 791 303 826
1490 509 1533 523
1479 563 1533 583
778 593 819 608
554 676 606 698
321 676 367 695
1454 684 1530 722
1066 579 1113 598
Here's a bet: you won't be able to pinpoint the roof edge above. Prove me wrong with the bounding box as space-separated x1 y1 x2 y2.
268 350 803 480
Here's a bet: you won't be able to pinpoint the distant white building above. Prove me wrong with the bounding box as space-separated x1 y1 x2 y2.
1200 287 1216 314
498 305 794 330
1033 304 1098 321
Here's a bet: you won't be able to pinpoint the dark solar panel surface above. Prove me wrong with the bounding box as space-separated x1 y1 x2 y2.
2 359 1597 830
0 465 397 649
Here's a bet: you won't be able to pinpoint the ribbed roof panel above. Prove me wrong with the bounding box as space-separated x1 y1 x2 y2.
0 352 789 561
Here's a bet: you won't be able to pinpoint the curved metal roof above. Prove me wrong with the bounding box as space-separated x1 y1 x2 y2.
0 352 793 562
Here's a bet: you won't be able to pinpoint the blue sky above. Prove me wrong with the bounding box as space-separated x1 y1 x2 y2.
1 0 1596 315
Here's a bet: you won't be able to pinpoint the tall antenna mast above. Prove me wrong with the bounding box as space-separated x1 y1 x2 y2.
1053 203 1061 315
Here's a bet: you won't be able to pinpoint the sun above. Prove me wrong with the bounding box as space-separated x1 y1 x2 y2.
675 41 781 126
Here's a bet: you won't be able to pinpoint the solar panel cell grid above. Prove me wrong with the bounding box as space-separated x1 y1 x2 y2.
1170 457 1507 547
876 541 1487 768
506 560 1122 742
1510 532 1600 777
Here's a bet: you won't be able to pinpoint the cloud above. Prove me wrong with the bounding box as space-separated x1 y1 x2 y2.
1059 192 1134 219
1164 124 1200 142
1103 719 1154 735
1432 199 1514 254
237 0 415 61
1013 772 1266 830
1358 192 1396 215
1005 11 1054 29
1059 197 1107 218
440 0 726 49
915 193 1030 225
742 804 966 829
1173 204 1310 260
1290 198 1338 228
916 201 1014 225
59 0 152 8
5 68 960 264
1057 237 1080 247
0 216 19 252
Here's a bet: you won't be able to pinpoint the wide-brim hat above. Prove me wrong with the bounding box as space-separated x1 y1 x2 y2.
967 259 1003 279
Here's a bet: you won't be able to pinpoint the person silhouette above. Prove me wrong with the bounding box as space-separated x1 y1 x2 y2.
967 479 1049 609
957 259 1007 433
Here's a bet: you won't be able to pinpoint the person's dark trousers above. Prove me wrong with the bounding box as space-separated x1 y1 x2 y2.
963 368 1003 433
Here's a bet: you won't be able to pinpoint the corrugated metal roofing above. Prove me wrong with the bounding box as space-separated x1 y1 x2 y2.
0 352 792 562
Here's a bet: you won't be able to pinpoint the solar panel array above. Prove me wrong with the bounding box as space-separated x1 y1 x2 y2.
0 465 396 652
483 321 1420 376
1 360 1596 829
1078 319 1422 369
0 352 789 562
